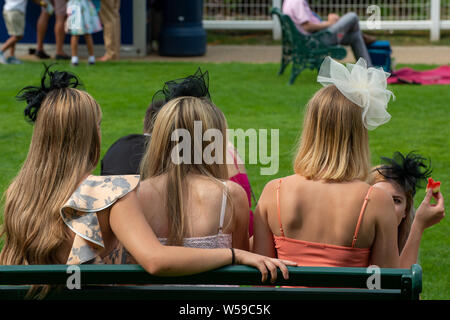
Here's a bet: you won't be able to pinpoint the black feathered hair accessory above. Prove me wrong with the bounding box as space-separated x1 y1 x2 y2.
151 67 211 109
374 151 432 196
16 64 82 124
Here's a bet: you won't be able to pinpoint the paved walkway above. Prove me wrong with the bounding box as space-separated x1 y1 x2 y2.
133 45 450 65
16 44 450 65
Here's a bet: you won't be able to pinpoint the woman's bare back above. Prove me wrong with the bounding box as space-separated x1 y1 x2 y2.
266 174 377 249
137 174 244 239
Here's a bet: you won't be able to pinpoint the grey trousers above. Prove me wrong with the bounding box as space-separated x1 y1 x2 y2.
321 12 372 66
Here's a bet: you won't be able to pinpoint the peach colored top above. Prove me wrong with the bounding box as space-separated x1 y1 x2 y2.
273 180 372 267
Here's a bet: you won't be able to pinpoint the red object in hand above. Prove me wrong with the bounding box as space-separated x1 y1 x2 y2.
427 178 441 194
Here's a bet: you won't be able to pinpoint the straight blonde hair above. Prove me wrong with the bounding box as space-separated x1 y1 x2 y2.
294 85 371 182
0 88 102 270
140 96 230 246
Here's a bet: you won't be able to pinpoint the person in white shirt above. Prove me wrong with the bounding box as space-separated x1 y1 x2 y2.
0 0 45 64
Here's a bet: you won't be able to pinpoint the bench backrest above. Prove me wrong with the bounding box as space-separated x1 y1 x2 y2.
271 7 316 53
0 264 422 300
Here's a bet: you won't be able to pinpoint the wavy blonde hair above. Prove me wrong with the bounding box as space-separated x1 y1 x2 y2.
140 96 230 246
294 85 371 182
0 88 101 268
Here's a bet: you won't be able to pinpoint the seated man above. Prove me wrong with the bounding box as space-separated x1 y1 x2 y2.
282 0 374 66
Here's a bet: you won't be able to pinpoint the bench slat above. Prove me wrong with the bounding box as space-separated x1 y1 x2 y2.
0 264 422 300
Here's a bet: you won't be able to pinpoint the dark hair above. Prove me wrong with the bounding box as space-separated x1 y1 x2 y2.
374 151 432 196
151 67 211 109
16 64 82 124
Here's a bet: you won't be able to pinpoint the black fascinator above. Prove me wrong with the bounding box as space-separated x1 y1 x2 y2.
16 64 82 123
375 151 432 196
151 67 211 109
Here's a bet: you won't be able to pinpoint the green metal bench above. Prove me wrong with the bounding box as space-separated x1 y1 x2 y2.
0 264 422 300
271 7 347 85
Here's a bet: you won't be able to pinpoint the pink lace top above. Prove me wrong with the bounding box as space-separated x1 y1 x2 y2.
158 182 232 249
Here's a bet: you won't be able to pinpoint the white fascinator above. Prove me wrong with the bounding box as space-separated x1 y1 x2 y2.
317 56 395 130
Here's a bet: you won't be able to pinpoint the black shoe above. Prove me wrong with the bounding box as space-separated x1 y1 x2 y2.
55 53 71 60
35 50 50 59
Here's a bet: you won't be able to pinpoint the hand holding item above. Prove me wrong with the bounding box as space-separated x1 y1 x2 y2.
415 188 445 230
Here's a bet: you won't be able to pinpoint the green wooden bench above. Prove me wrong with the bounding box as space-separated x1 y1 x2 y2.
271 7 347 85
0 264 422 300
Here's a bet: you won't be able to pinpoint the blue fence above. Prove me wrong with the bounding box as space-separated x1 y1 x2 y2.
0 0 133 45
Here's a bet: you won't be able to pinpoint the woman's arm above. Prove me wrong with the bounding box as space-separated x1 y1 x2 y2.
369 188 401 268
228 181 250 251
399 190 445 267
110 190 295 282
252 180 277 258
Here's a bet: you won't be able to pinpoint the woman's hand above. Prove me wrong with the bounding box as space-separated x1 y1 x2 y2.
234 249 297 283
415 189 445 230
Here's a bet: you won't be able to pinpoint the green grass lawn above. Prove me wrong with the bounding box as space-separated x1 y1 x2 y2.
0 60 449 299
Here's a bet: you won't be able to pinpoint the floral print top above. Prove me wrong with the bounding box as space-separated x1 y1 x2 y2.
60 175 140 265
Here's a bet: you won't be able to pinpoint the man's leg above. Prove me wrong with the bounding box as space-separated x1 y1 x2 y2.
99 0 121 61
322 12 373 66
53 0 69 58
1 36 19 54
340 30 373 66
36 8 51 58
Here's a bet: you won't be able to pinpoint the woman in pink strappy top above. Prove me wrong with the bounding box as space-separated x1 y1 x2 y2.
254 62 421 268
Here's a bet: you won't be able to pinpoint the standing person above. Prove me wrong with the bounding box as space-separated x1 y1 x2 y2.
66 0 102 65
282 0 374 66
1 0 42 64
35 0 71 60
252 56 419 268
371 151 445 266
98 0 120 61
0 65 295 298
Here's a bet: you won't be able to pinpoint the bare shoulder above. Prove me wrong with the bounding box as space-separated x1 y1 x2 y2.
225 180 248 204
366 185 396 221
368 185 394 206
136 178 162 205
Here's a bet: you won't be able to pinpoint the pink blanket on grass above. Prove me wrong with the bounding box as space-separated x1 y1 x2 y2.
388 65 450 85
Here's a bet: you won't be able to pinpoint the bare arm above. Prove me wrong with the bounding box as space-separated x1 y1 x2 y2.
302 14 340 33
228 181 250 251
252 180 277 258
399 190 445 268
369 188 401 268
110 190 295 282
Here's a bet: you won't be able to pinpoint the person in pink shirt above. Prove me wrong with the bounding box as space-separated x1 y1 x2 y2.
282 0 373 66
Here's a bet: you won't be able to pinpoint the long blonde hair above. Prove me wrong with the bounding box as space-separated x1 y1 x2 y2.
294 85 371 182
140 96 229 245
0 88 102 267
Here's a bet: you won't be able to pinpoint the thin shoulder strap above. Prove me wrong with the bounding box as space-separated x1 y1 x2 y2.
352 186 374 248
218 181 227 233
276 179 285 237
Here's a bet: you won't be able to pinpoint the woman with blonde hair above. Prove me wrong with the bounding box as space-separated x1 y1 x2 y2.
0 66 295 298
138 95 249 251
253 57 420 268
147 68 256 238
371 151 445 264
